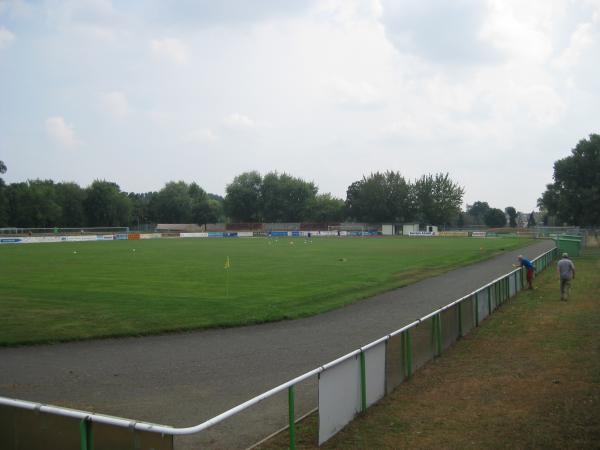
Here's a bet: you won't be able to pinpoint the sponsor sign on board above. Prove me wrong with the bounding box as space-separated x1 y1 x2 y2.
0 238 22 244
66 235 97 242
439 231 469 237
180 232 209 238
408 231 437 237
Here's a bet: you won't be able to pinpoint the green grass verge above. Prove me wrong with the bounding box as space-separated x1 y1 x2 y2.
0 236 531 345
260 247 600 449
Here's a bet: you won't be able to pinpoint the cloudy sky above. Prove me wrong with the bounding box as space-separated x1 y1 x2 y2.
1 0 599 212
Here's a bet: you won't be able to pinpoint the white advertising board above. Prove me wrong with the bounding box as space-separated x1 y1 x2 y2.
23 236 63 243
66 235 97 242
408 231 436 237
319 355 361 445
472 231 487 238
180 232 209 238
139 233 162 239
364 342 386 408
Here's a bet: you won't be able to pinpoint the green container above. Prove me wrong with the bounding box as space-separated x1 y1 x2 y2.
556 237 581 257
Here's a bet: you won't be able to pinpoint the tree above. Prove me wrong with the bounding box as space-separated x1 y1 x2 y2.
306 193 345 222
538 134 600 226
466 201 490 224
261 172 317 222
6 180 62 227
189 182 213 224
55 182 86 227
224 171 263 222
527 211 536 227
345 171 414 223
0 161 7 226
83 180 132 226
152 181 194 223
484 208 507 227
129 191 157 227
413 173 464 226
505 206 517 228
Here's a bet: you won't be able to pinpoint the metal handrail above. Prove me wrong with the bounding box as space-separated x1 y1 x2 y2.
0 247 557 437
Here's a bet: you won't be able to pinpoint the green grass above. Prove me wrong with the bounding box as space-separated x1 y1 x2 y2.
0 236 531 345
259 247 600 450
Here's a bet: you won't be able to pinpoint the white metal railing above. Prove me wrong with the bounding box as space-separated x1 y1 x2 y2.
0 246 558 448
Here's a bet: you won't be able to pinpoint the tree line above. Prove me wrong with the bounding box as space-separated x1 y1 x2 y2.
224 171 464 225
538 134 600 227
3 134 596 229
0 166 465 228
0 176 223 228
459 201 535 228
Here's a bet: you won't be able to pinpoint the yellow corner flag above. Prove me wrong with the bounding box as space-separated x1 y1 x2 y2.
224 256 231 269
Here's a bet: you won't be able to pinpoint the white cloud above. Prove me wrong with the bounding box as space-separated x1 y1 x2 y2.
182 128 218 144
481 1 555 64
44 0 122 42
553 22 595 70
0 26 15 49
45 116 81 148
150 37 189 64
99 91 131 119
332 79 383 108
224 113 255 129
379 0 494 64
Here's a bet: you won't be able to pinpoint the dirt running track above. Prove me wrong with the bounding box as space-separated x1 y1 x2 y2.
0 240 554 449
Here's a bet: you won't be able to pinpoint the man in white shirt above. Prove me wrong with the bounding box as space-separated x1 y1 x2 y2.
557 253 576 301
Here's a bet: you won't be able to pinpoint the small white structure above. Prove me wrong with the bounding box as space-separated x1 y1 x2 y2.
404 223 438 236
382 224 396 236
403 223 420 235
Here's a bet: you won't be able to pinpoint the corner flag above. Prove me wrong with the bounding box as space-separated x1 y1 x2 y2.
224 256 231 269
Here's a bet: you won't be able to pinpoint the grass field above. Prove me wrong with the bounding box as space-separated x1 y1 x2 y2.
0 236 532 345
260 247 600 449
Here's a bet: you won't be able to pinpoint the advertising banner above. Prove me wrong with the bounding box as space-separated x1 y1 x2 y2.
439 231 469 237
0 238 23 244
180 232 209 238
319 355 361 445
65 235 97 242
364 343 386 408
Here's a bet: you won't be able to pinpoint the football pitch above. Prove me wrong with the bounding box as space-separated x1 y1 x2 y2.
0 236 531 345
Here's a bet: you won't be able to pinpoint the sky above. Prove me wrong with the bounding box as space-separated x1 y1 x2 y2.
1 0 599 213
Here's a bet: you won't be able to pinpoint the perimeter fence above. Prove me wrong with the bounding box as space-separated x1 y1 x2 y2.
0 247 558 450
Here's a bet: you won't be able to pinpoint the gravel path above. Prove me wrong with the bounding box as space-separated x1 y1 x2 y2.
0 240 554 449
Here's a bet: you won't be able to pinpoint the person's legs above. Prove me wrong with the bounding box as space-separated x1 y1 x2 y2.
527 268 534 289
560 278 571 301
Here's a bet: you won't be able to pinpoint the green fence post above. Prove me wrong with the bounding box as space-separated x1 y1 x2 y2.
487 286 492 314
458 302 463 337
80 418 93 450
360 352 367 413
474 294 479 327
406 329 413 378
436 313 442 355
431 315 440 356
288 386 296 450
